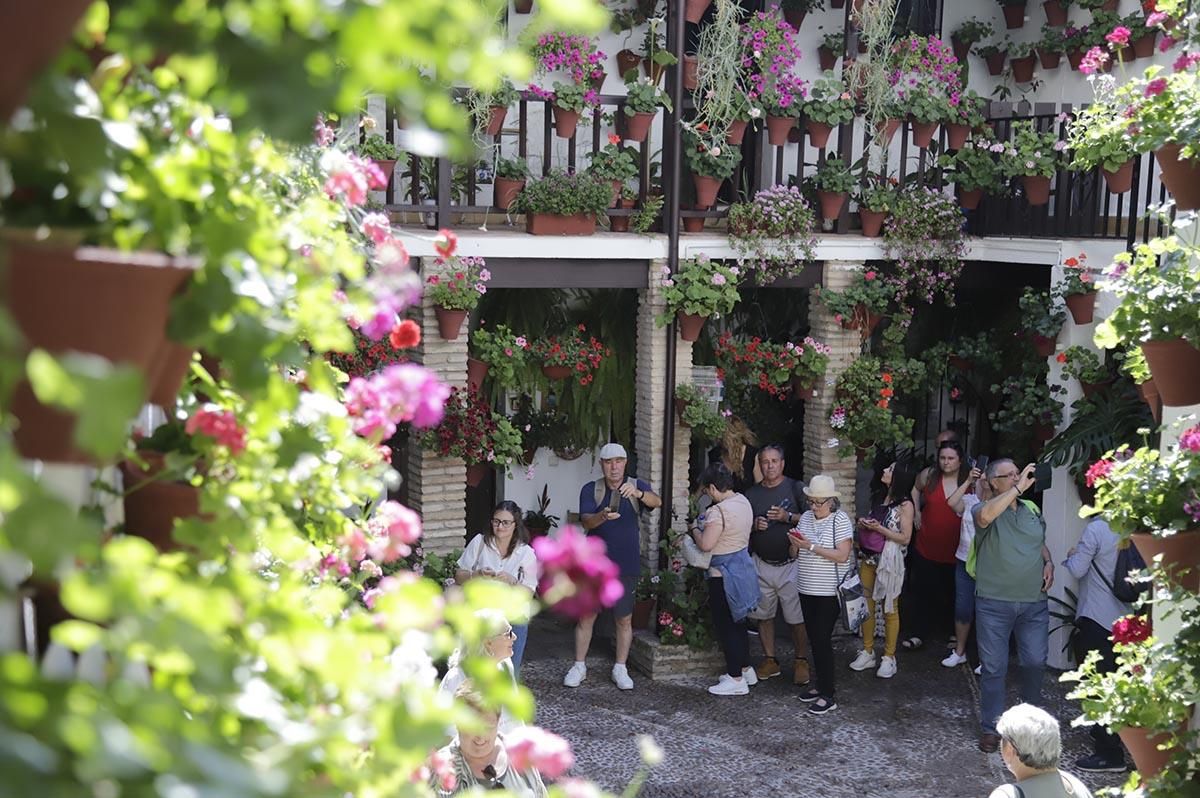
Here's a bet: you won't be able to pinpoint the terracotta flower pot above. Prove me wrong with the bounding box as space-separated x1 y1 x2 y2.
693 174 723 208
1067 47 1085 70
624 110 655 143
830 0 845 7
493 176 525 210
683 205 706 233
1098 0 1117 10
726 119 748 145
434 306 468 340
642 57 667 86
1022 174 1052 206
1141 338 1200 406
685 0 712 23
466 463 490 488
147 341 196 407
485 106 507 136
1155 144 1200 210
783 8 806 29
859 209 887 237
513 0 533 11
467 357 488 392
1117 726 1183 785
946 123 970 150
807 119 834 149
3 242 198 463
542 364 572 380
816 190 847 222
986 51 1008 75
552 105 580 138
682 56 699 91
616 49 642 78
911 121 938 148
1033 422 1056 444
526 212 597 235
949 355 973 372
1132 530 1200 592
374 159 397 185
1032 334 1056 358
1138 378 1162 423
951 37 970 63
818 45 838 71
958 187 984 210
677 313 707 342
1132 31 1157 59
1038 48 1062 70
1002 4 1026 29
766 115 795 146
1011 55 1036 83
589 70 606 92
119 457 202 552
632 598 655 630
1102 160 1134 193
609 198 636 233
1042 0 1068 24
876 118 901 144
1064 292 1096 325
0 0 92 122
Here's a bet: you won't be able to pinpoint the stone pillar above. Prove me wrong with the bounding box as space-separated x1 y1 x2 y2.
407 257 470 555
803 260 866 520
634 259 691 573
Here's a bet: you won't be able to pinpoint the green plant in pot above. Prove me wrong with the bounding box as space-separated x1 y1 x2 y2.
809 155 854 222
523 483 560 536
493 156 530 211
469 324 531 390
622 74 671 143
655 254 741 341
1068 101 1138 193
988 372 1066 436
1037 24 1067 68
818 29 845 69
1020 286 1067 356
423 253 489 340
1056 345 1109 391
829 355 924 458
674 383 728 441
353 133 400 163
1055 251 1100 324
816 266 896 334
1003 119 1066 205
853 178 897 238
682 128 741 208
952 16 995 58
587 135 639 205
802 71 854 149
1007 40 1038 82
422 387 524 482
726 184 818 283
996 0 1031 29
511 170 613 235
548 80 589 138
509 394 569 460
939 137 1008 208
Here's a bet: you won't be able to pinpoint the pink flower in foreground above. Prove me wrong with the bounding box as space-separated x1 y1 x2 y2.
1144 77 1168 97
532 525 624 619
366 500 423 562
361 212 392 244
505 726 576 779
345 363 450 440
1179 425 1200 453
1080 46 1109 75
186 405 247 455
1106 26 1131 47
1147 11 1168 27
1084 458 1115 488
428 749 456 792
1174 51 1200 71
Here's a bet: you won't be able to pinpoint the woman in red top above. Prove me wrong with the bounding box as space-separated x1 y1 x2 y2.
901 441 980 651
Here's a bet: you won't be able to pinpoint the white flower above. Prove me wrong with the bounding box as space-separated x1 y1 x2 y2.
638 735 664 766
748 107 763 118
709 146 721 157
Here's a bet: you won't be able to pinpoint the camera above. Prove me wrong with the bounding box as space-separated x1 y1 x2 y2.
1033 462 1053 493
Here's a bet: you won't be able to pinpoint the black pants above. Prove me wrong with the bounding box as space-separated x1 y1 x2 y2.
798 593 840 700
909 548 956 643
1074 616 1124 760
708 577 750 678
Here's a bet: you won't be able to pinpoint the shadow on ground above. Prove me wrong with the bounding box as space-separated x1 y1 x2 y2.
522 615 1127 798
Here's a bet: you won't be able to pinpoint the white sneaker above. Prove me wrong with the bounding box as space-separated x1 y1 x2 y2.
611 663 634 690
974 664 982 676
563 662 587 688
708 674 749 696
849 649 877 671
942 651 969 668
741 666 758 686
877 656 897 679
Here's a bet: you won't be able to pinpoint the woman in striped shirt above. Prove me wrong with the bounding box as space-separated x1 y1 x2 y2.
788 474 854 715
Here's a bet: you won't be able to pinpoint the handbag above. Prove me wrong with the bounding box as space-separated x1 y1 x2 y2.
830 512 868 632
680 503 722 570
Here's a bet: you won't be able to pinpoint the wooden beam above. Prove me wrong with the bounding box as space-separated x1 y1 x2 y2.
481 259 649 288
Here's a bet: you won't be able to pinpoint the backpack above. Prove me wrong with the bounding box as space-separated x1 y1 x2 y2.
1110 544 1150 603
593 477 641 514
965 499 1040 579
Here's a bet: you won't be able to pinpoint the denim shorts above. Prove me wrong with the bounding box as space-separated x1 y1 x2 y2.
954 559 976 624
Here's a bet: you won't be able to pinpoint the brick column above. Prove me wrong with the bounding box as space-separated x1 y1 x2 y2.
803 260 866 520
634 259 691 573
407 257 469 555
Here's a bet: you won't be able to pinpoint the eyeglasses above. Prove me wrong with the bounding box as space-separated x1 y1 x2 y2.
495 627 516 640
807 498 831 506
490 518 516 527
991 471 1019 480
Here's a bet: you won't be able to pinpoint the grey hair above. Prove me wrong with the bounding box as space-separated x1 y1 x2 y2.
758 444 785 461
996 704 1061 770
987 457 1016 480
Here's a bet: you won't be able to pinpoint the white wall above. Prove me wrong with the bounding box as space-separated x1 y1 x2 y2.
501 446 602 530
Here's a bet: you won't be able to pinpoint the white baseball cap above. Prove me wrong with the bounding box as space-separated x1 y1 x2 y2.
598 443 628 460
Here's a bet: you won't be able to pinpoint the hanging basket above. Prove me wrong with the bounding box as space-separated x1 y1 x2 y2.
1140 338 1200 406
877 118 901 144
1155 145 1200 210
951 37 970 63
818 45 838 71
726 119 748 145
1102 161 1134 194
765 115 795 146
542 364 572 380
677 313 708 342
1063 292 1097 325
616 49 642 78
1132 31 1157 59
433 306 468 340
1011 55 1036 83
946 123 970 150
986 51 1008 76
1002 4 1026 28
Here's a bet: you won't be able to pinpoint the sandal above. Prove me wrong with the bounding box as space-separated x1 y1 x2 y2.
900 636 924 651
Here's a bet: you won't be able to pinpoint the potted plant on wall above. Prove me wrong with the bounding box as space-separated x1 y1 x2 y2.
1004 120 1066 206
656 254 741 342
682 128 741 208
951 17 994 62
674 383 728 441
976 39 1010 75
944 90 987 150
1037 24 1066 69
511 170 613 236
1020 286 1067 357
741 9 806 146
989 372 1067 442
587 134 640 206
468 324 530 392
939 136 1008 209
353 134 401 184
1068 101 1138 193
493 157 530 211
478 79 519 137
818 30 844 70
622 74 671 143
530 324 609 383
523 483 560 538
1116 66 1200 210
422 387 524 488
779 0 824 30
829 355 925 458
1043 0 1073 25
1008 40 1038 82
1057 345 1111 396
997 0 1030 29
423 249 489 341
816 267 897 337
1055 251 1100 324
801 71 854 149
809 155 855 223
853 178 896 238
610 185 638 232
726 184 818 284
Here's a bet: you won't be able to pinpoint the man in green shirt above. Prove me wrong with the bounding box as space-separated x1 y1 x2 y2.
972 459 1055 754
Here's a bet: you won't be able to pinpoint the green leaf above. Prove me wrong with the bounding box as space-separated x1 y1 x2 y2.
25 350 146 459
50 620 104 652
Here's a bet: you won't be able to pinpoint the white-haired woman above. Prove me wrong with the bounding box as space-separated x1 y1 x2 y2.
989 704 1094 798
438 609 520 736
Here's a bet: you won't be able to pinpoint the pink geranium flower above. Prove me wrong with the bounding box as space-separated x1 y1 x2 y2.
505 727 576 779
344 363 450 440
185 405 247 455
532 525 624 618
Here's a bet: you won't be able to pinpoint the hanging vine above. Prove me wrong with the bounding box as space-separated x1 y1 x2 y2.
850 0 900 175
687 0 749 144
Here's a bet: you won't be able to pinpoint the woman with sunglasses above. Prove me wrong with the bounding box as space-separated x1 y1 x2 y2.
438 609 521 736
456 501 538 671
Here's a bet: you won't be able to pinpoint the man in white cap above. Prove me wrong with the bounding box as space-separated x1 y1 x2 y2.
563 442 661 690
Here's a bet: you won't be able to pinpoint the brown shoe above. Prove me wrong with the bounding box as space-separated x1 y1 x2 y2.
979 733 1001 753
793 657 810 685
755 657 781 680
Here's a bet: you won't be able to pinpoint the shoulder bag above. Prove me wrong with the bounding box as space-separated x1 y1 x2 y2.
681 503 724 569
829 511 868 632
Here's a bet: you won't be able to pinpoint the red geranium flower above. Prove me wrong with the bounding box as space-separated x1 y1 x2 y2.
1111 614 1151 645
389 319 421 349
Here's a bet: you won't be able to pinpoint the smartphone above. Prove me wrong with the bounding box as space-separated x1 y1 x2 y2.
1033 462 1053 492
606 489 621 513
976 455 990 473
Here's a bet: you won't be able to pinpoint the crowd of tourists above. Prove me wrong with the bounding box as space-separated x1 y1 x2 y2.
434 432 1130 796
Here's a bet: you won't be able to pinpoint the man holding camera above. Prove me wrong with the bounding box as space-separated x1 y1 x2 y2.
972 459 1055 753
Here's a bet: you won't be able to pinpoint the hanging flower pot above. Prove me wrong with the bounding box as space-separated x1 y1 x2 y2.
1132 31 1157 59
783 8 806 29
1140 338 1200 406
1038 48 1061 69
1138 378 1162 423
1155 145 1200 211
373 159 397 185
816 190 847 222
624 111 655 143
986 50 1008 75
434 306 468 340
146 341 196 407
958 187 984 210
119 455 203 552
1033 422 1056 443
467 357 488 392
493 176 525 211
682 55 699 90
693 174 723 208
1080 377 1113 398
588 71 606 92
949 355 973 373
951 37 970 63
616 49 642 78
1011 55 1036 83
1102 161 1134 193
466 463 490 488
725 119 748 145
1002 4 1027 29
677 312 708 342
818 45 838 71
1032 334 1057 358
552 105 580 139
642 57 667 86
765 115 795 146
1132 531 1200 591
513 0 533 11
859 209 887 237
1042 0 1068 25
485 106 507 136
1098 0 1117 10
1063 292 1096 325
542 364 572 380
911 121 938 148
1022 174 1052 206
1117 726 1184 784
806 119 834 148
685 0 712 23
1067 47 1085 70
830 0 845 7
946 123 970 150
876 117 901 144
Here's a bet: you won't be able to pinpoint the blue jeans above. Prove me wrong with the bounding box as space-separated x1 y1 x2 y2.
976 596 1049 734
954 560 976 625
511 623 529 674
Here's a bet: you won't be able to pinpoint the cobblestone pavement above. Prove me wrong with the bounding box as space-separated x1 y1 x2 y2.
522 616 1127 798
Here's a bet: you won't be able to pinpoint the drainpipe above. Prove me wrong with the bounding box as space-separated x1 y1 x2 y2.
658 0 685 551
